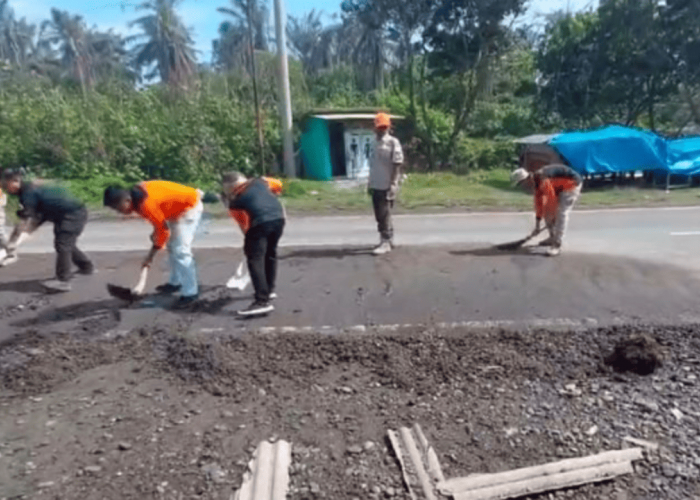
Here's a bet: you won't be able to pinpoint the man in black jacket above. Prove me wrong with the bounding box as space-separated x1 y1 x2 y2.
2 170 94 292
222 172 285 317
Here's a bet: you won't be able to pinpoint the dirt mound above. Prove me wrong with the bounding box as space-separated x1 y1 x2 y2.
1 324 700 500
605 334 664 375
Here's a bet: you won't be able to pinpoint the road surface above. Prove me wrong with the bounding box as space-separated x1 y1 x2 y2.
14 206 700 271
1 207 699 341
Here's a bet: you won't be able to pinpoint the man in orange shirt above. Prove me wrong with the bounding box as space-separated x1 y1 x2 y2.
103 180 204 308
221 172 285 317
511 165 583 256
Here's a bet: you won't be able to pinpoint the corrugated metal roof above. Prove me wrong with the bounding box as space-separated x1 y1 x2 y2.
513 133 557 144
313 113 404 121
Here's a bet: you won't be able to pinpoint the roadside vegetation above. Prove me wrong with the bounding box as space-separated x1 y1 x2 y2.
1 0 699 211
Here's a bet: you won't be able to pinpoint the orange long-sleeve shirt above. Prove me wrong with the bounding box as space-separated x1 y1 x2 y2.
134 180 200 249
228 177 283 234
533 166 582 221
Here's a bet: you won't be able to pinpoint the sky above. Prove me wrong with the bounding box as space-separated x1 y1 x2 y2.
7 0 599 64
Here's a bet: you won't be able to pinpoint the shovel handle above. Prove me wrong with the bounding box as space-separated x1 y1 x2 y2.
132 266 149 295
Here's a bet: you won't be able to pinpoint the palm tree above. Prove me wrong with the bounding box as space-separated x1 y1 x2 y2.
39 9 95 91
286 10 326 74
89 30 135 83
1 0 37 69
128 0 196 88
341 8 392 91
217 0 269 54
212 19 250 71
216 0 269 173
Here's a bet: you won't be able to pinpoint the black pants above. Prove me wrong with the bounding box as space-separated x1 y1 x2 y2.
54 207 92 281
244 219 285 302
372 189 394 241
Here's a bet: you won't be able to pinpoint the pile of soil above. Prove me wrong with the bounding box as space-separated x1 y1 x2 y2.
1 323 700 500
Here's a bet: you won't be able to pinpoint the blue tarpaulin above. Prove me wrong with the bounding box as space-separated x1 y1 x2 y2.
548 125 700 176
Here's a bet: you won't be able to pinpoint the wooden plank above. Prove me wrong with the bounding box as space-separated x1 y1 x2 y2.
413 423 446 485
388 425 445 500
439 448 643 494
452 461 634 500
400 426 438 500
232 439 292 500
271 441 292 499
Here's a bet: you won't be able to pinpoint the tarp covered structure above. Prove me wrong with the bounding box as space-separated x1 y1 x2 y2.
547 125 700 176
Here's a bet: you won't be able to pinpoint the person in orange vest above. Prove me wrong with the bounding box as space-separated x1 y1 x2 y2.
368 112 404 255
511 165 583 256
103 180 204 308
221 172 285 317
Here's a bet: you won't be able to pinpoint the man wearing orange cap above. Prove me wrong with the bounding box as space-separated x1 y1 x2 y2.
368 112 404 255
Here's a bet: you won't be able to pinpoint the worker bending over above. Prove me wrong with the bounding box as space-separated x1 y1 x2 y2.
2 170 94 291
0 179 18 266
511 164 583 256
103 180 203 308
221 172 285 317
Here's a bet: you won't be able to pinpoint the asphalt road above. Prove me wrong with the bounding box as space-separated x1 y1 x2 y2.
13 206 700 271
1 206 700 341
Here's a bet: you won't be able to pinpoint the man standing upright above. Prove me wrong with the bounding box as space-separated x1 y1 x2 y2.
368 112 404 255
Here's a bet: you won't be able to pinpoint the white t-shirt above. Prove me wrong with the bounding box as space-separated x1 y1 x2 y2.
368 134 404 190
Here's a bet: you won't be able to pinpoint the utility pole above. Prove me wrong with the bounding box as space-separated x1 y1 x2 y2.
273 0 295 178
247 0 265 175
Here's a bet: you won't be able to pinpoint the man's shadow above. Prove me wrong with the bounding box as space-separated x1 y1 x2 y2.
450 244 546 257
280 246 375 260
0 279 47 294
11 298 122 327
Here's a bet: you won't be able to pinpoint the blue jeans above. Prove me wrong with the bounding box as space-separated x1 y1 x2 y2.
166 200 203 297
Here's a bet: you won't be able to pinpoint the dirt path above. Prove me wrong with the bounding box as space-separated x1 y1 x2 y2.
2 324 700 499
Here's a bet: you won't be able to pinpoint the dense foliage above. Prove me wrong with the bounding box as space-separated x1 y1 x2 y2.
0 0 698 186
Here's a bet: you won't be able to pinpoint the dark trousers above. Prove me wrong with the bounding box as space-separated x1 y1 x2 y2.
244 219 285 302
54 207 92 281
372 189 394 241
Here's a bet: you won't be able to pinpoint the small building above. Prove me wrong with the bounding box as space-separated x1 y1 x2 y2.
299 111 404 181
513 133 566 172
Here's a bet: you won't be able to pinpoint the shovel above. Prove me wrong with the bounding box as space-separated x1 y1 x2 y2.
495 234 536 251
107 266 149 302
226 259 251 291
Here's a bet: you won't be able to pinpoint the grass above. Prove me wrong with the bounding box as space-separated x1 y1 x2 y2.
9 170 699 223
279 169 700 214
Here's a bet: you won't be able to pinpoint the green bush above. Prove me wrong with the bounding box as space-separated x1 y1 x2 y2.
451 137 517 174
0 73 279 185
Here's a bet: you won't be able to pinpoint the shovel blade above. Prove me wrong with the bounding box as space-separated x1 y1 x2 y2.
107 283 137 302
495 237 530 251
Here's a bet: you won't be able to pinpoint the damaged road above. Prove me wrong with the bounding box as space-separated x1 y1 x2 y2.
2 245 700 341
